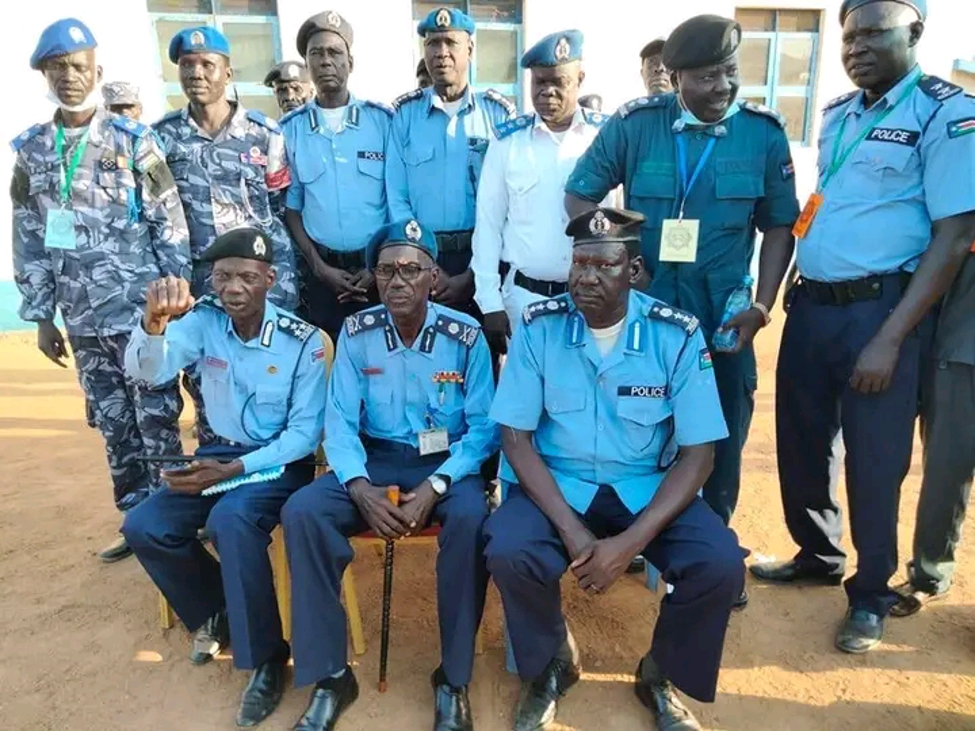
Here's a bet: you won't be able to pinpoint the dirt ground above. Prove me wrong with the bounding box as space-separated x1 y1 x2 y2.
0 323 973 731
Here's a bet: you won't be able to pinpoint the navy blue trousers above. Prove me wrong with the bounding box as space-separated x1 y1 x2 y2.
282 441 489 688
776 278 927 616
122 445 313 669
484 485 743 703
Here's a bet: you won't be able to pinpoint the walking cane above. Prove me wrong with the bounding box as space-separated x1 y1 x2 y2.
378 486 399 692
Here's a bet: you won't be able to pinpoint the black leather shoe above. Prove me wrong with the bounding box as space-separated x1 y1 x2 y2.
835 609 883 654
98 534 133 563
236 659 287 727
731 588 749 611
293 667 359 731
749 559 843 586
189 610 229 665
512 653 581 731
634 656 702 730
431 666 473 731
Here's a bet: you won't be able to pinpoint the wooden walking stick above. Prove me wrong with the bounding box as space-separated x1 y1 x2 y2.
378 486 399 693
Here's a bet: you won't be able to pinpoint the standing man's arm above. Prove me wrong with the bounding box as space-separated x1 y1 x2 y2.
135 133 191 280
564 114 628 218
384 114 415 221
472 138 510 350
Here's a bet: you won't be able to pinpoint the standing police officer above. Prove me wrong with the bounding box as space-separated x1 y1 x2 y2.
639 38 671 96
282 11 392 342
565 16 799 584
485 208 743 731
12 19 189 561
386 6 516 316
282 220 498 731
750 0 975 654
102 81 143 120
264 60 314 116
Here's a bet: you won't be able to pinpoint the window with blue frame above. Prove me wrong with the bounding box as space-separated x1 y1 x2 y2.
735 8 822 144
148 0 281 119
412 1 523 110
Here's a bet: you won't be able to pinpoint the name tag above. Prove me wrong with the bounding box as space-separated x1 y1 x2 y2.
867 127 920 147
44 209 77 250
659 218 699 263
357 150 385 162
419 427 449 456
617 385 667 399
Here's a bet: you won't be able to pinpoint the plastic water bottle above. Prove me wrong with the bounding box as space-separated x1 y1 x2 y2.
712 275 754 352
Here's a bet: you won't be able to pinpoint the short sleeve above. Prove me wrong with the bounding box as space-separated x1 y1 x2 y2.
922 94 976 222
754 125 801 231
668 328 729 446
489 318 545 431
565 114 628 202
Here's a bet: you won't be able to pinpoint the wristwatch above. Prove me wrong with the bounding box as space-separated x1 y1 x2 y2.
428 474 450 496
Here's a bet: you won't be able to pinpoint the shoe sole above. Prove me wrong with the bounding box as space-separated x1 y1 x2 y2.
835 636 881 654
748 568 844 586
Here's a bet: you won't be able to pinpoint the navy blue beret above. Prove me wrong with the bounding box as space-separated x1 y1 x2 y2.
840 0 926 24
663 15 741 71
521 30 583 68
168 26 230 64
369 219 438 267
296 11 353 56
30 18 97 71
417 7 476 36
201 227 273 264
566 208 645 247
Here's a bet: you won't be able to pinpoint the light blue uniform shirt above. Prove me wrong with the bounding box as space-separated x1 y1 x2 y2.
491 290 728 514
124 296 327 474
325 302 499 486
799 67 976 282
282 95 393 252
386 86 515 231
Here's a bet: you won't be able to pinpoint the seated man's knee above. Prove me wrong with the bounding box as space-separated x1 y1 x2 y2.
695 528 745 593
205 497 253 543
443 481 490 536
484 515 542 582
282 476 337 535
121 500 161 550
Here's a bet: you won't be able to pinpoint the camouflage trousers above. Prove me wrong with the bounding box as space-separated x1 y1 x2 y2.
68 333 184 511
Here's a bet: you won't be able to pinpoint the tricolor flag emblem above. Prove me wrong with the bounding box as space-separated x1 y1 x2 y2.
947 117 975 138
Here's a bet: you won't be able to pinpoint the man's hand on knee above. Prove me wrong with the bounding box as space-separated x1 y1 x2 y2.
348 478 413 540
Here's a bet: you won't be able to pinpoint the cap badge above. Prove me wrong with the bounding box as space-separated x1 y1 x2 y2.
405 220 422 242
253 236 267 257
554 37 571 62
589 210 611 237
326 11 342 28
285 63 298 79
68 26 86 43
190 30 205 46
730 27 740 47
435 8 452 27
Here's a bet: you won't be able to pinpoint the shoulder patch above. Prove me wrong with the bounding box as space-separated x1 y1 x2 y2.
111 116 150 138
193 293 224 312
393 88 424 109
10 123 45 152
434 313 481 348
947 117 975 138
522 295 571 325
483 88 517 117
822 90 858 111
617 94 668 119
494 113 533 139
649 301 699 336
364 99 395 117
246 109 281 133
345 307 389 338
741 100 786 128
153 109 184 130
276 312 316 341
918 75 963 103
583 109 607 127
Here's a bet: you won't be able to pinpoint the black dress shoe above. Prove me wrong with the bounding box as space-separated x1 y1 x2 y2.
634 656 702 731
731 588 749 611
431 666 473 731
512 654 581 731
98 534 133 563
237 659 287 727
749 559 843 586
835 609 883 654
293 667 359 731
190 609 229 665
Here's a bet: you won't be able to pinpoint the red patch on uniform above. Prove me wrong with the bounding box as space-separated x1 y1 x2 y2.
205 356 228 369
361 367 384 375
311 347 326 363
265 166 291 191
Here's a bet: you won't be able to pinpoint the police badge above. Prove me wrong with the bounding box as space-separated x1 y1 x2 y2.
405 220 422 242
588 210 611 237
253 236 267 257
326 11 342 28
435 8 451 27
554 37 571 62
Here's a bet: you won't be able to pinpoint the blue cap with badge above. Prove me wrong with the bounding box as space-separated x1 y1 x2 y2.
30 18 97 70
520 30 583 69
416 7 476 36
839 0 926 23
168 26 230 64
368 219 439 267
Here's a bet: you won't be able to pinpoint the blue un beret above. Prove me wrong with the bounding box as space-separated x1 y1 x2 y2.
368 219 438 267
30 18 97 71
839 0 926 24
416 7 476 37
663 15 741 72
521 30 583 69
168 26 230 64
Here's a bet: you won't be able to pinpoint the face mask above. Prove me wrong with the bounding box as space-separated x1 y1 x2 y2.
46 83 102 113
677 88 740 126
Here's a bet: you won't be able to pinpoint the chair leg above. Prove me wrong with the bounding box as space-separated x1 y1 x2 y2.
158 591 174 630
272 526 291 642
343 567 367 656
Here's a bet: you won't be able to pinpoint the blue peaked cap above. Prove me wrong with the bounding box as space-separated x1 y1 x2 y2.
31 18 97 70
416 7 476 36
168 26 230 64
368 219 439 268
521 30 584 68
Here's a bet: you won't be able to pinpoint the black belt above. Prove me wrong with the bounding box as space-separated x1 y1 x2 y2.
319 247 367 271
514 270 568 297
799 272 911 306
435 230 473 253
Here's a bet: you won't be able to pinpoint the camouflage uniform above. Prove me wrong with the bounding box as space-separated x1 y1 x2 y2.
10 107 190 510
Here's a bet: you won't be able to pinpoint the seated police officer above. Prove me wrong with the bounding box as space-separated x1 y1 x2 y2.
485 208 744 731
122 228 327 728
281 219 499 731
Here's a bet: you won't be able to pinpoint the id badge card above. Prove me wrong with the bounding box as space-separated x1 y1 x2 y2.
659 218 699 263
792 193 824 239
44 209 77 250
418 427 449 456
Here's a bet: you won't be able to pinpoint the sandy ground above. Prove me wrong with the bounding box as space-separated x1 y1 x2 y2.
0 324 973 731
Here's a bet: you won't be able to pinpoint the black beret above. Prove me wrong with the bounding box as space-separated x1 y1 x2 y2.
839 0 926 24
263 60 310 87
296 11 353 57
639 38 666 60
663 15 741 71
565 207 645 247
200 227 273 264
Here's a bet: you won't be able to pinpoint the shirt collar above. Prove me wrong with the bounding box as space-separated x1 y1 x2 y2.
224 300 283 352
183 102 248 140
86 106 110 147
307 93 361 133
385 303 439 358
427 85 475 116
847 64 921 117
532 107 586 137
564 290 650 360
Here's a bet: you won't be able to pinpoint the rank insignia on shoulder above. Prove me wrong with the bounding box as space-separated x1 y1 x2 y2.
112 116 149 137
10 123 45 152
246 109 281 132
649 301 699 335
345 308 388 337
277 314 316 341
523 296 570 324
583 110 606 127
494 113 533 139
364 99 395 116
435 314 480 348
742 100 785 128
918 75 963 103
393 88 424 109
617 94 667 118
822 90 858 111
484 88 517 117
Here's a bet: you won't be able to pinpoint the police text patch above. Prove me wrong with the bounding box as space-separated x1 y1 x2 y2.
358 150 385 162
867 128 920 147
618 385 667 399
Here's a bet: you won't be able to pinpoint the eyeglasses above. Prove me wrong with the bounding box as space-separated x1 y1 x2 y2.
374 262 434 281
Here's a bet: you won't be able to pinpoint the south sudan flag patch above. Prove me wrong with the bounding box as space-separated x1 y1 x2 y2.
947 117 975 138
699 348 713 370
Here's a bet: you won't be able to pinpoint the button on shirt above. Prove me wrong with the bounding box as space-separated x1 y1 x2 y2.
282 96 392 253
325 303 500 487
799 67 976 283
124 297 327 474
491 290 728 514
472 109 605 315
386 86 515 231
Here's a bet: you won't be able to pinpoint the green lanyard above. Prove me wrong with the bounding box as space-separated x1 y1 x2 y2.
54 123 91 206
819 68 922 192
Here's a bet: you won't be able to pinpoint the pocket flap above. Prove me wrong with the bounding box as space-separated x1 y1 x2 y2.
616 396 671 426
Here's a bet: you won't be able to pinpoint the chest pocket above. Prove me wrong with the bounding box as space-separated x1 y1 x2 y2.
28 163 58 197
253 385 290 428
201 359 231 408
544 385 585 416
849 144 919 198
616 397 672 453
365 382 399 432
505 162 539 196
714 160 763 230
426 385 465 431
166 153 193 192
96 169 136 207
356 153 384 180
405 144 435 168
296 152 326 184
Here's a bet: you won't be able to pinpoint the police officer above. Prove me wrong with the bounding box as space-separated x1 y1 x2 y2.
639 38 671 96
578 93 603 112
155 25 299 446
11 19 189 562
101 80 143 120
264 60 314 116
565 15 799 589
122 228 326 728
485 208 742 731
751 0 975 653
416 57 433 90
472 30 607 355
282 219 498 731
387 6 516 316
281 11 392 342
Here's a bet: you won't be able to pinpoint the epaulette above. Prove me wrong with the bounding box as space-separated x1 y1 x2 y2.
823 90 858 111
246 109 281 133
155 109 184 126
649 301 699 336
494 113 533 139
918 75 963 103
193 293 224 312
583 109 607 127
10 123 45 152
276 312 316 341
364 99 395 116
345 306 389 337
393 88 424 109
741 100 785 128
434 312 481 349
279 104 307 126
112 116 150 137
522 295 571 325
617 94 669 119
483 88 517 117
